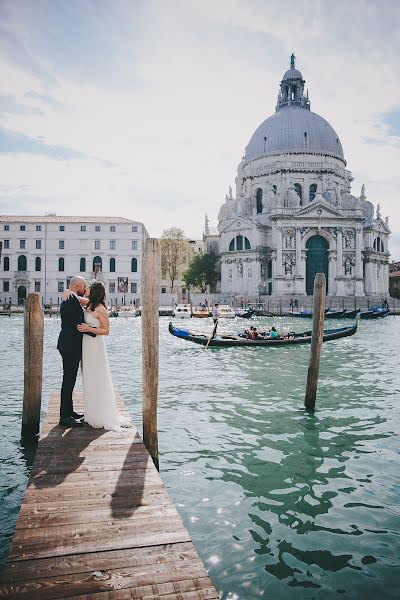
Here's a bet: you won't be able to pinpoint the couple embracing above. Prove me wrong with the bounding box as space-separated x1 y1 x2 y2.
57 276 130 431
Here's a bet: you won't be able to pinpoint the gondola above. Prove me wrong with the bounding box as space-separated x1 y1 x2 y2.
360 307 390 319
341 309 360 318
291 309 347 318
235 309 255 318
168 321 357 347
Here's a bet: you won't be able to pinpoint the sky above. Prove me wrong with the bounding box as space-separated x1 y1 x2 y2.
1 0 400 259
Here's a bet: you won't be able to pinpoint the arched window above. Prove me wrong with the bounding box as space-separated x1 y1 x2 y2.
131 258 137 272
309 184 317 202
80 257 86 272
110 257 116 272
93 256 102 272
374 237 384 252
228 269 232 279
294 184 302 202
4 256 9 271
256 188 263 214
59 257 64 272
248 268 252 278
273 185 277 195
35 257 41 272
228 236 251 251
18 255 27 271
236 235 243 251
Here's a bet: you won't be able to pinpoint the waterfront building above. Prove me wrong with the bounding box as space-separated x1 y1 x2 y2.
0 215 148 306
208 56 390 298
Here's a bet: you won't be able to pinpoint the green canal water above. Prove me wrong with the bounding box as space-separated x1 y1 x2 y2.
1 314 400 598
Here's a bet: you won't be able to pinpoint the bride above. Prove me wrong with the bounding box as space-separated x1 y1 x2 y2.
68 281 130 431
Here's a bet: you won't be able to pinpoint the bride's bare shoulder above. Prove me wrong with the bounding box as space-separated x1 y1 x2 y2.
95 305 108 314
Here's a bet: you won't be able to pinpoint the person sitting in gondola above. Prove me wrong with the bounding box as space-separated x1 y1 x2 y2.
245 326 258 340
270 326 279 339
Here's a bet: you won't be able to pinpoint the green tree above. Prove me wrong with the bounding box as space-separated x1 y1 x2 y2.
160 227 186 292
183 251 219 293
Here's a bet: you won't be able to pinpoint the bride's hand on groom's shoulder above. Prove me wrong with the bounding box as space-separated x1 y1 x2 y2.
63 289 73 301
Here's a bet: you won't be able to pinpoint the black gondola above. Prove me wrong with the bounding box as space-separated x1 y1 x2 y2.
360 307 390 319
341 309 360 318
169 321 357 347
235 309 255 318
291 309 347 318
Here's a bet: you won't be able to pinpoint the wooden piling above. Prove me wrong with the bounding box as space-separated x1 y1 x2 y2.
22 293 44 438
142 238 161 470
304 273 326 410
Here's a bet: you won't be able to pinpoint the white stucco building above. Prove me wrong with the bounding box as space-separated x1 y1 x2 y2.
208 56 390 298
0 215 148 306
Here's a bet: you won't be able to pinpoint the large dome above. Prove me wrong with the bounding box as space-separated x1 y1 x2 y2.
244 106 344 162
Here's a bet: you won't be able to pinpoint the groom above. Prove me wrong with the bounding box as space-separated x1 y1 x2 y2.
57 275 95 427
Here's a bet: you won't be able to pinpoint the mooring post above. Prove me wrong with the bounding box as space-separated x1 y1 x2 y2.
142 238 161 470
304 273 326 411
22 293 44 439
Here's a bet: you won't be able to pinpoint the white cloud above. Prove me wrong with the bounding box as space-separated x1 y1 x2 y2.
0 0 400 257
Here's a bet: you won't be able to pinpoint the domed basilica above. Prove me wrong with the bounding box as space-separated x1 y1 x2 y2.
206 56 390 297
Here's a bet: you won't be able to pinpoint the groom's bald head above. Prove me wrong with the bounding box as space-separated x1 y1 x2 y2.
70 276 87 295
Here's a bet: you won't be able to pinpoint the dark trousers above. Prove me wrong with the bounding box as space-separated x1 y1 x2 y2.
59 350 81 419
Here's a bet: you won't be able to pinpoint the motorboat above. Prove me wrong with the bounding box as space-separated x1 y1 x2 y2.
217 304 235 318
192 306 210 318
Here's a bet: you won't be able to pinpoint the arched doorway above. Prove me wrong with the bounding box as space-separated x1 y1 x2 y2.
18 285 27 305
306 236 329 295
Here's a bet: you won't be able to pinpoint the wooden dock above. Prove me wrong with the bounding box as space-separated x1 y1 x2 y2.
0 392 219 599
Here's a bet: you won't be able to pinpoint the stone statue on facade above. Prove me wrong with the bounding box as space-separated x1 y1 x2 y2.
376 203 381 219
324 175 337 205
287 182 300 207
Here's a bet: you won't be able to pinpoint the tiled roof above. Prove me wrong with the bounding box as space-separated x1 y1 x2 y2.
0 215 141 224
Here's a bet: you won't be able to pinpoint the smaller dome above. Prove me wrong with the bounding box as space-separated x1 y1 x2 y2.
283 68 303 80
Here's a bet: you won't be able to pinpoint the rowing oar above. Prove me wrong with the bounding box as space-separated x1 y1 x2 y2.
205 319 218 350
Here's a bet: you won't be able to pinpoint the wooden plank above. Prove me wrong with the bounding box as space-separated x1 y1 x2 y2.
1 391 219 598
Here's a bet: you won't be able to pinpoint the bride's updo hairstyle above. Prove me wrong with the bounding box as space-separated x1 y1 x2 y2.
88 281 106 311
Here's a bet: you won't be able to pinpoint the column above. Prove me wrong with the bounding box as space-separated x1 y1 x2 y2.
276 228 283 276
355 228 362 277
355 227 365 295
296 228 302 275
336 229 343 277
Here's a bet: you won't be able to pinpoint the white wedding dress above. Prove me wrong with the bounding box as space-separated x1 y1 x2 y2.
82 309 129 431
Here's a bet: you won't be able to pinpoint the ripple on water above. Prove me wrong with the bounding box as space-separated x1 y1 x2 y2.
1 315 400 598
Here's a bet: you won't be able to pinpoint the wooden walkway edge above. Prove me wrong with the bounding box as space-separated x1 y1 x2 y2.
0 392 219 599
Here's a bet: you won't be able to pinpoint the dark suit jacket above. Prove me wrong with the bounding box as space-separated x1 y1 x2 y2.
57 295 94 356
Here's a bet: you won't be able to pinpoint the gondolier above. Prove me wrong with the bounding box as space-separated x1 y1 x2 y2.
212 303 219 323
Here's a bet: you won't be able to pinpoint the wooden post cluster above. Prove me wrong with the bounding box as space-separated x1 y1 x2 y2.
142 238 161 470
22 293 44 438
304 273 326 410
